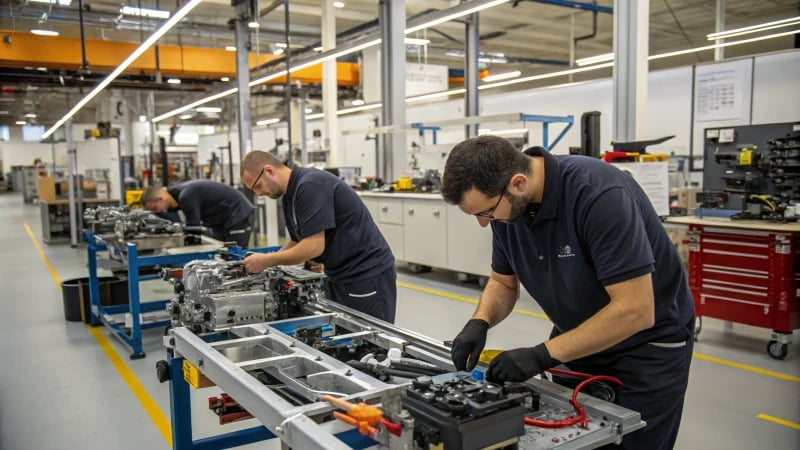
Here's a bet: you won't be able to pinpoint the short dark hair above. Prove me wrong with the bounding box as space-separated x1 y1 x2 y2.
141 185 165 203
441 135 530 205
241 150 285 176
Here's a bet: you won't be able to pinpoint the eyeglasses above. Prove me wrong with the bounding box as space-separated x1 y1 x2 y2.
249 167 265 191
473 188 506 219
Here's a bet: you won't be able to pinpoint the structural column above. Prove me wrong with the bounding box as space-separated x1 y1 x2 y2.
714 0 725 61
65 119 78 247
379 0 406 181
322 0 339 165
465 13 480 138
234 0 254 163
612 0 648 142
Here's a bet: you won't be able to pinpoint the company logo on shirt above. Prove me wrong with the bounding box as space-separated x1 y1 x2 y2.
557 245 575 258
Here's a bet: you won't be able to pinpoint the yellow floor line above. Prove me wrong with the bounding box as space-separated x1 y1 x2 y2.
399 282 800 383
22 219 173 446
756 413 800 430
397 281 549 319
693 353 800 383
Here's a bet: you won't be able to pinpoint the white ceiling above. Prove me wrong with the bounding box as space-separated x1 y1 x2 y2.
0 0 797 127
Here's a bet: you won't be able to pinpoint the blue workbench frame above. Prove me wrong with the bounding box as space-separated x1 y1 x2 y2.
167 355 376 449
86 231 221 358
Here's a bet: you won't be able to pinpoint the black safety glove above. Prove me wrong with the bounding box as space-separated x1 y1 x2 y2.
451 319 490 371
486 343 560 384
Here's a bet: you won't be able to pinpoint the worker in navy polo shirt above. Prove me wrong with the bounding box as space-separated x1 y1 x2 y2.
142 180 255 248
240 150 397 323
441 136 694 450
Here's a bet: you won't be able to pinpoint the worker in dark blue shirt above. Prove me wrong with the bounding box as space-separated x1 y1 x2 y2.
239 150 397 323
142 180 255 248
441 136 694 450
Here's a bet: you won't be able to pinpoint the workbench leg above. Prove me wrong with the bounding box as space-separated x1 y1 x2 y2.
169 357 194 450
87 237 101 326
127 242 146 359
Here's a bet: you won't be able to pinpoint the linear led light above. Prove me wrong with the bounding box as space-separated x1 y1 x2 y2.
43 0 203 139
707 16 800 40
407 88 466 103
351 99 365 106
256 118 280 126
197 106 222 113
482 70 521 82
154 0 511 123
31 29 59 36
650 28 800 60
152 88 237 123
575 52 614 66
167 78 181 84
16 120 27 125
306 113 325 120
404 38 431 46
225 46 236 51
121 6 171 20
30 0 71 5
405 0 509 34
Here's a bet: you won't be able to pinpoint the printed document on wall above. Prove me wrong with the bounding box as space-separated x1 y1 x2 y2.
694 59 753 122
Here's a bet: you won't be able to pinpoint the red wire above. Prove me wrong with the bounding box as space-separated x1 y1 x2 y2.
524 373 622 429
381 418 403 436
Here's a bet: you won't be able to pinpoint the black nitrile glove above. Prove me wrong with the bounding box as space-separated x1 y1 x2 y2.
486 343 559 383
451 319 489 371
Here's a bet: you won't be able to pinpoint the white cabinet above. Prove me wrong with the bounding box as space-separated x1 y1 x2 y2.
403 199 448 269
369 197 405 261
445 204 493 277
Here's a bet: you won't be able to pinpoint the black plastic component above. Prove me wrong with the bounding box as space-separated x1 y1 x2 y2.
156 360 171 383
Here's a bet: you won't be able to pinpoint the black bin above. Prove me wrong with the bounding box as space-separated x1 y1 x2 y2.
61 277 130 323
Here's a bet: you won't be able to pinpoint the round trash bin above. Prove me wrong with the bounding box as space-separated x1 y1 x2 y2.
61 277 126 323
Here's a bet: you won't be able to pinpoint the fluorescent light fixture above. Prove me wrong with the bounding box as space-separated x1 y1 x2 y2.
248 21 260 29
276 43 288 48
42 0 203 139
306 113 325 120
153 88 238 123
482 70 521 82
167 78 181 84
179 113 194 120
225 46 237 52
651 28 800 60
575 52 614 66
16 121 27 125
156 0 510 123
257 118 280 126
405 0 509 34
404 38 430 45
36 67 48 72
31 29 59 36
30 0 71 5
120 6 171 20
480 62 614 89
197 106 222 113
305 108 313 113
25 113 37 118
273 48 285 55
407 88 466 103
313 46 324 52
220 77 230 82
351 99 365 106
337 103 382 115
479 128 529 136
333 1 345 8
707 16 800 40
138 115 147 122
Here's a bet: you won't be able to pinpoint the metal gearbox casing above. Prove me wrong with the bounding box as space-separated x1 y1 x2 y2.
170 259 325 333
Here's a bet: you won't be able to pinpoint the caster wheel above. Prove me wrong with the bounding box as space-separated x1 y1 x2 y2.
408 263 431 274
767 340 788 360
456 272 471 283
156 360 171 383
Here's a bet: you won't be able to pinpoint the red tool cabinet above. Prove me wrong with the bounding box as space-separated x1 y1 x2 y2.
667 216 800 359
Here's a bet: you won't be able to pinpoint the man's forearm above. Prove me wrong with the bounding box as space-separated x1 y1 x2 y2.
472 277 518 327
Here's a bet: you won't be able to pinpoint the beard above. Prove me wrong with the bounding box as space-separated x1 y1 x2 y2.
497 191 530 224
265 177 283 200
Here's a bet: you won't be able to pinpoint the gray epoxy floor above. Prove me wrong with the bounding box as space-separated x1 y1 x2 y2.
1 192 798 450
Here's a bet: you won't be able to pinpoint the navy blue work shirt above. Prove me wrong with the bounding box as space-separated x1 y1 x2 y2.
491 148 694 351
167 180 254 234
283 167 395 283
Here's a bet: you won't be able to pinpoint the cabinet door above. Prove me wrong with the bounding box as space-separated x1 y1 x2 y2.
378 198 404 225
446 204 493 277
378 223 404 261
403 199 447 268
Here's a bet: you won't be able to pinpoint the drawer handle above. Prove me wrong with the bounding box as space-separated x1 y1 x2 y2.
381 206 388 212
408 208 415 215
433 210 440 217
